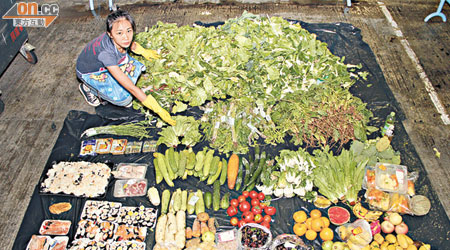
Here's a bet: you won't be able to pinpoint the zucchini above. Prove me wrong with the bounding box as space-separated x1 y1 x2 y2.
177 150 188 177
213 180 221 211
155 152 174 187
235 158 244 191
204 192 212 209
242 157 251 188
161 189 171 214
194 150 205 172
195 190 205 215
187 191 196 215
173 188 182 212
164 150 176 180
181 190 188 211
207 160 222 185
203 149 215 178
166 148 178 175
186 150 196 170
153 157 163 184
219 158 228 185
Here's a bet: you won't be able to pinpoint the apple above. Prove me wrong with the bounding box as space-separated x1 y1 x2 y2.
381 220 395 234
389 212 403 225
395 222 409 234
332 242 345 250
322 240 334 250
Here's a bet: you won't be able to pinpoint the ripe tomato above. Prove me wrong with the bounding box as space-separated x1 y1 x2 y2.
249 190 258 199
242 211 254 223
238 195 246 203
251 206 262 215
264 206 277 216
260 203 267 209
263 215 272 223
254 214 263 224
230 199 239 207
238 219 246 228
260 221 271 229
257 192 265 201
239 201 251 212
242 191 250 198
230 217 239 226
251 198 260 207
227 206 238 217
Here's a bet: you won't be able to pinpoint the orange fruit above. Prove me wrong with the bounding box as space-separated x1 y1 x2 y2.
293 223 307 236
311 218 325 232
310 209 322 219
293 211 307 223
320 227 334 241
305 218 313 230
305 229 317 241
321 217 330 228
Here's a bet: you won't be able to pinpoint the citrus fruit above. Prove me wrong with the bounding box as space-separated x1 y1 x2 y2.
321 217 330 228
305 229 317 241
320 227 334 241
202 231 215 242
293 222 307 236
328 206 350 225
305 218 313 230
293 210 307 223
310 209 322 219
311 217 325 232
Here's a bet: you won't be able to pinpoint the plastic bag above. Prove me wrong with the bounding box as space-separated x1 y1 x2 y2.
269 234 311 250
407 171 419 196
336 219 372 249
388 193 412 214
238 223 272 250
365 188 390 211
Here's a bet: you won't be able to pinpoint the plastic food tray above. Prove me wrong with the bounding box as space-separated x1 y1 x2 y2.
39 220 71 235
113 163 147 179
113 179 147 198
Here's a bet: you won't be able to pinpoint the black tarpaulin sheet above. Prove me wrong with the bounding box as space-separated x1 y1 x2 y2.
13 21 450 250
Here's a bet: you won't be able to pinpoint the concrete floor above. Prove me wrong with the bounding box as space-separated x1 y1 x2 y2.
0 0 449 249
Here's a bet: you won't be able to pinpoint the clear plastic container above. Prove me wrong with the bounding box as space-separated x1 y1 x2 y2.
362 166 375 190
238 223 272 250
113 163 148 179
375 163 408 194
337 219 372 249
39 220 71 235
216 229 239 250
113 179 148 197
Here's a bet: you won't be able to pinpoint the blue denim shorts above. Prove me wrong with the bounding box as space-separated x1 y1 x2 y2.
76 55 145 106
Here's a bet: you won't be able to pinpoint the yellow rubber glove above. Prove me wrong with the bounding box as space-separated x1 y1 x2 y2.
142 95 176 126
133 42 160 61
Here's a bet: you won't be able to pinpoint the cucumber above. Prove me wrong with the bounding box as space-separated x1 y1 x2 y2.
181 190 188 211
204 192 212 209
173 188 182 212
209 156 220 176
187 191 196 215
219 158 228 185
213 180 221 211
164 150 176 180
161 189 171 214
166 148 178 175
195 190 205 215
221 192 230 209
177 150 188 177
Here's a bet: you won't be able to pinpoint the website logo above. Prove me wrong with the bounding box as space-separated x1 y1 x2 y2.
2 2 59 28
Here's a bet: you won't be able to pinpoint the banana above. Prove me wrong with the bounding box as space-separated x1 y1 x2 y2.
397 234 408 248
353 202 383 222
370 241 380 249
407 245 418 250
403 235 413 245
374 233 385 245
380 242 389 250
387 245 396 250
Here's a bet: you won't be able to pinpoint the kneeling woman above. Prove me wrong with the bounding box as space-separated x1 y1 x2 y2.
76 9 175 125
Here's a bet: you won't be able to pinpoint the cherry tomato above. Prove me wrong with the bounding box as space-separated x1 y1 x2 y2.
227 205 238 217
242 211 254 223
239 201 251 212
264 206 277 216
230 217 239 226
238 220 246 228
260 203 267 209
251 198 260 207
242 191 250 198
257 192 265 201
263 215 272 223
260 221 271 229
249 190 258 199
254 214 263 224
238 195 246 203
230 199 239 208
251 205 262 215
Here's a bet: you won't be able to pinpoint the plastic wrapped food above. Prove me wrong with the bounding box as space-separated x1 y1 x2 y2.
39 220 71 235
95 138 113 154
110 139 127 155
81 200 122 222
216 229 239 250
375 163 408 194
27 235 68 250
113 224 147 242
337 219 372 249
114 179 147 197
362 166 375 190
270 234 311 250
109 240 146 250
366 188 390 211
389 193 412 214
68 239 108 250
79 140 97 156
113 163 147 179
238 223 272 250
74 219 116 241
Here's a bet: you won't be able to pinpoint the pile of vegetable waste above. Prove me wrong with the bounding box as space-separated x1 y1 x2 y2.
134 12 373 154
